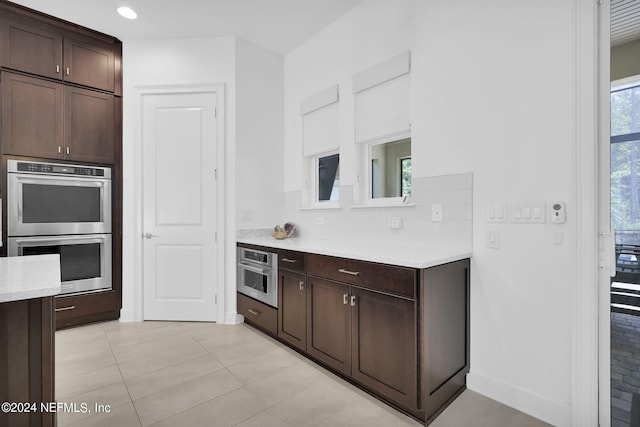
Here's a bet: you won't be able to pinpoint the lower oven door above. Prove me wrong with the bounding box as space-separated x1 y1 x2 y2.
237 261 277 308
8 234 112 295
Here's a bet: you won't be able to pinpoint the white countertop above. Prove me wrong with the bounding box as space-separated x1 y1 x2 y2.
0 255 61 303
236 235 471 269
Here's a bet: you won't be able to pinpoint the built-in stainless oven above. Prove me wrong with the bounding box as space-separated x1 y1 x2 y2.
8 234 112 295
7 160 111 236
237 247 278 308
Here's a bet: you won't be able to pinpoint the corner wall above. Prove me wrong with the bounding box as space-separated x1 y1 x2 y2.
283 1 585 425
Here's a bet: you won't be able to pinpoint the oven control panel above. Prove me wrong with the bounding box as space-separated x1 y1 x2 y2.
10 160 110 178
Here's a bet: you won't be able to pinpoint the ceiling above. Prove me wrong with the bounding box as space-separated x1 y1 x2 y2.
612 0 640 46
6 0 365 54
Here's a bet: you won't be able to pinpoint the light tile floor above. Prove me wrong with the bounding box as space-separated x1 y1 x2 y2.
55 321 552 427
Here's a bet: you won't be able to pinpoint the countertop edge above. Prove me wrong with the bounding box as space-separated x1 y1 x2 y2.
236 237 472 269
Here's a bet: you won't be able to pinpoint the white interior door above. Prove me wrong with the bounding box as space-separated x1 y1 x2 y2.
142 90 218 321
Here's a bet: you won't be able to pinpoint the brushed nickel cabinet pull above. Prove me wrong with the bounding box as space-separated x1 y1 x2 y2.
56 65 60 73
299 281 304 291
339 268 360 276
55 305 76 312
66 67 70 76
350 296 356 307
57 146 62 154
282 258 297 263
247 308 261 316
343 293 349 305
66 147 70 155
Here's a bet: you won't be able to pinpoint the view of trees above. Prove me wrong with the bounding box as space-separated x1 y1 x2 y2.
611 85 640 230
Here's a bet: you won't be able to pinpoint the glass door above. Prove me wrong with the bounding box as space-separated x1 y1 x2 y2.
610 80 640 427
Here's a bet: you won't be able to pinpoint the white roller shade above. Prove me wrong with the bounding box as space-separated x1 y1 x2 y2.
301 85 339 156
355 73 410 144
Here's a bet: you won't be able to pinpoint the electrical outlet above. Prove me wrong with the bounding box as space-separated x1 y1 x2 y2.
432 204 443 222
316 217 325 225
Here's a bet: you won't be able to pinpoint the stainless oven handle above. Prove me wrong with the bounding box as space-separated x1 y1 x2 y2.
239 263 268 275
11 235 108 245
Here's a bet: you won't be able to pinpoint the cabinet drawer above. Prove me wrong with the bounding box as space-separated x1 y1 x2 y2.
307 254 416 299
237 292 277 336
55 291 119 321
279 250 306 273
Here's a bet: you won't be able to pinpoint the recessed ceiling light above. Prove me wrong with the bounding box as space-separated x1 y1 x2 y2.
117 6 137 20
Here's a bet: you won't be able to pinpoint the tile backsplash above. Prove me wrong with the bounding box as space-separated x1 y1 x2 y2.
275 173 473 249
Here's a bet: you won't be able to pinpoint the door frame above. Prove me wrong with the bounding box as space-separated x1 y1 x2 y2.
597 1 612 426
132 83 227 323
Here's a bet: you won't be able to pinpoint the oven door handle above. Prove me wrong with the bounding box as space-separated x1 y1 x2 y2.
11 235 108 245
239 262 268 275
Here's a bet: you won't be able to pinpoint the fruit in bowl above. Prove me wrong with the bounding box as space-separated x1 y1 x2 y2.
272 222 295 239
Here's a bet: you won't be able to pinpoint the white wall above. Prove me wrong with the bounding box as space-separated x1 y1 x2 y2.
235 39 284 229
121 37 238 324
283 0 582 425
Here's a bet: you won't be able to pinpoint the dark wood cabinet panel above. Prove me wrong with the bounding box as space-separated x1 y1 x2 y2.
278 270 307 351
306 277 351 375
351 287 418 410
1 72 64 159
63 36 115 93
422 259 470 420
0 296 55 427
1 19 62 79
237 293 278 336
55 291 120 329
64 85 115 163
307 253 416 299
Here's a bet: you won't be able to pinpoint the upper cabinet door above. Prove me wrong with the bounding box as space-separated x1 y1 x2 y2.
1 72 64 159
63 37 115 92
1 20 63 79
64 85 115 164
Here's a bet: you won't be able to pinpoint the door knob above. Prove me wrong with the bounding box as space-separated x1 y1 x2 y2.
143 232 157 239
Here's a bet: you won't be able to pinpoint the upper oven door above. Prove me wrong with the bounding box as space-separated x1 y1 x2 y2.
7 173 112 236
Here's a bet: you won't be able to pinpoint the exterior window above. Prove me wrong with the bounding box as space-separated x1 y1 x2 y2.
317 153 339 202
368 137 411 200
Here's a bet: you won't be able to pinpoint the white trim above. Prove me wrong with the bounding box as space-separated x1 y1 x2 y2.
467 372 570 427
573 0 602 425
132 83 227 324
598 1 613 426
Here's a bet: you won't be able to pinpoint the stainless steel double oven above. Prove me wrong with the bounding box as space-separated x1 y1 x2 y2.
7 160 112 295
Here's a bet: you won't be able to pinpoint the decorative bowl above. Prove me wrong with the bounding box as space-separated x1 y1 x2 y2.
271 231 288 240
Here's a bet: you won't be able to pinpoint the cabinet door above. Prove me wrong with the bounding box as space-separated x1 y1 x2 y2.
278 270 307 351
63 37 115 92
306 277 351 375
64 86 115 164
351 287 418 410
1 20 63 79
1 72 64 158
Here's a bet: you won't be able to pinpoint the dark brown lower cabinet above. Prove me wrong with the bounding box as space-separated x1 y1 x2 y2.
237 292 277 336
305 276 418 412
306 277 351 376
277 269 307 351
240 244 470 424
351 286 417 410
0 296 55 427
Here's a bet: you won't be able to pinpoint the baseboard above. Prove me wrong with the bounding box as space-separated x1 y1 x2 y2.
224 311 243 325
467 371 571 427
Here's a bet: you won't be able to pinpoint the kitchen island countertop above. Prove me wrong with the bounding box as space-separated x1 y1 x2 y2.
0 254 61 303
236 235 471 269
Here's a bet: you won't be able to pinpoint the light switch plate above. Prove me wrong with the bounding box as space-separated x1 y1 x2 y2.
510 202 546 223
486 230 500 249
487 203 507 223
388 217 403 229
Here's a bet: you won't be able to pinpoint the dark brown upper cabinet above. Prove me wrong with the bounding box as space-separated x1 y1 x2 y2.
1 20 63 80
63 36 116 93
64 85 115 163
1 19 119 93
2 71 115 164
1 72 64 159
